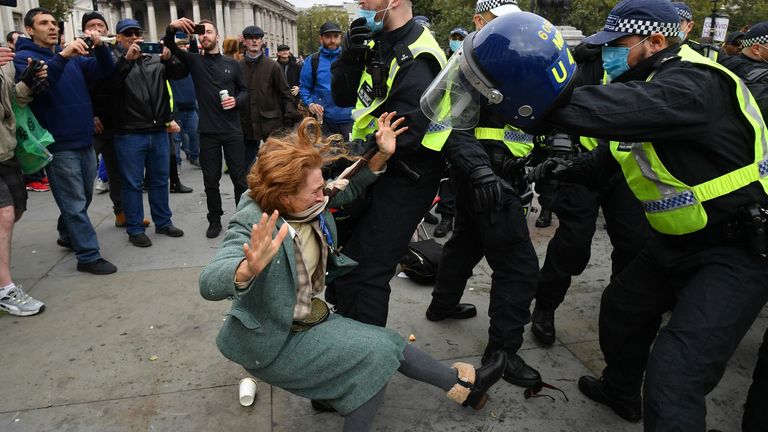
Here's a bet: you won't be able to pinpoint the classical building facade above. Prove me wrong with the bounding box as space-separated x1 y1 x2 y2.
0 0 39 41
64 0 298 54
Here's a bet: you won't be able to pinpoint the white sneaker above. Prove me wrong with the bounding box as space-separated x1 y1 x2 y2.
95 179 109 193
0 285 45 316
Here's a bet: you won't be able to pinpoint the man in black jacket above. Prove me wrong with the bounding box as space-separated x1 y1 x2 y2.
239 25 297 166
276 44 301 107
110 19 187 248
164 17 249 238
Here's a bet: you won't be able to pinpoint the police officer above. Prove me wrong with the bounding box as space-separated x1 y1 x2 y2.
420 0 541 388
530 42 650 347
533 1 768 428
329 0 449 326
673 2 719 61
719 22 768 432
428 0 768 429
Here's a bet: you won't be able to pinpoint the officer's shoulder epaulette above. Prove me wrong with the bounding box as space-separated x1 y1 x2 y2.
393 44 413 66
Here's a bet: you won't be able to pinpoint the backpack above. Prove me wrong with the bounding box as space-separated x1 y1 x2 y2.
310 52 320 92
400 238 443 285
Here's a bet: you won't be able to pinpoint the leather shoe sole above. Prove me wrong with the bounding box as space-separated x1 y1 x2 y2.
426 303 477 321
578 375 642 422
464 350 507 410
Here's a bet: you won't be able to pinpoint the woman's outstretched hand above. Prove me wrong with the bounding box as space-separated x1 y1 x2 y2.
374 111 406 157
236 210 289 283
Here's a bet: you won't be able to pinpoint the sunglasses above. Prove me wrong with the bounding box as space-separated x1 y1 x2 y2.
121 30 142 37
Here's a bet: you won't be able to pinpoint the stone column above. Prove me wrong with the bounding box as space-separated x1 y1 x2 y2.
123 0 133 19
169 0 178 22
192 0 201 23
147 0 158 41
2 8 13 37
214 0 224 41
224 0 232 37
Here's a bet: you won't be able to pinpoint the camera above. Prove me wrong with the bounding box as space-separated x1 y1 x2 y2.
81 36 94 50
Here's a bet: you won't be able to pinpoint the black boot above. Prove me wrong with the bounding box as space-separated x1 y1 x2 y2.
423 211 438 224
433 215 453 238
531 306 556 346
447 351 507 410
535 209 552 228
578 376 642 422
170 181 193 193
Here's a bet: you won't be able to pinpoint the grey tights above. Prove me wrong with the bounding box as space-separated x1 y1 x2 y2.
342 344 457 432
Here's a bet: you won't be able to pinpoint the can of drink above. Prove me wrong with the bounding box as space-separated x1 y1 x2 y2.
219 89 229 101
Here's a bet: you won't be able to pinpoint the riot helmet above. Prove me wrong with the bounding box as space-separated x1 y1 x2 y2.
420 11 577 130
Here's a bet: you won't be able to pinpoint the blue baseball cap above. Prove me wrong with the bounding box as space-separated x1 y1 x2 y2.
583 0 681 46
672 2 693 22
116 19 142 35
450 27 468 38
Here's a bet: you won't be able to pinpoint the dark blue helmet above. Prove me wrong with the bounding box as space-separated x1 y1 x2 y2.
421 11 576 129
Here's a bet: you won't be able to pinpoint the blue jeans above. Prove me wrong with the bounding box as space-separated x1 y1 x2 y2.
173 109 199 161
46 147 101 263
114 131 173 235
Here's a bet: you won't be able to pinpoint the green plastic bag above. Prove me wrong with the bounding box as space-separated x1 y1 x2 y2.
12 102 54 174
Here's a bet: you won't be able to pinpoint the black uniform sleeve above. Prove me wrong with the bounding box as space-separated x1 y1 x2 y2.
555 143 619 189
441 129 492 176
331 57 363 107
544 62 712 142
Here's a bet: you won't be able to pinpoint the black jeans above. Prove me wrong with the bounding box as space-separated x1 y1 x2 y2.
93 134 123 215
535 177 649 311
429 166 539 353
328 159 442 326
435 176 455 218
199 132 247 223
743 326 768 432
598 236 768 431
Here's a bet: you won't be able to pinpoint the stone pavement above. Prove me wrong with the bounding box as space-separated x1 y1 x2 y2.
1 161 764 432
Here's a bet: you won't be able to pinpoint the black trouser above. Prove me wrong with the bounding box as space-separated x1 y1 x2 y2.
535 177 649 311
743 326 768 432
243 139 261 171
199 132 247 223
598 236 768 431
169 135 181 184
429 166 539 353
93 134 123 215
435 177 455 218
328 159 442 326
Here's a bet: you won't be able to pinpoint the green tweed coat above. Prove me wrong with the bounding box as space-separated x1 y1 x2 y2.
199 167 406 414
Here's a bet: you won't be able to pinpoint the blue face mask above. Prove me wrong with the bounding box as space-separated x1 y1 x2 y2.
358 4 391 34
678 31 687 41
449 40 462 53
601 37 648 81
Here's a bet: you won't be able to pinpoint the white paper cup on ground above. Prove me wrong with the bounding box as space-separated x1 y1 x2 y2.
239 377 257 406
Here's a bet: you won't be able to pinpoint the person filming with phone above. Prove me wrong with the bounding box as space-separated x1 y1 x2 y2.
104 18 189 248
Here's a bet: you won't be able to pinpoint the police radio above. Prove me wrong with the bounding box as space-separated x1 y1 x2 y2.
368 45 388 98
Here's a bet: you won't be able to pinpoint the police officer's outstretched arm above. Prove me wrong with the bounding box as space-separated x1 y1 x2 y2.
332 17 370 107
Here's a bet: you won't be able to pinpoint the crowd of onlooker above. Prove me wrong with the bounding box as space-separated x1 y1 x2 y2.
0 6 351 317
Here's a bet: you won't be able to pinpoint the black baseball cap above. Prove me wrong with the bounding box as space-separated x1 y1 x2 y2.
242 25 264 37
319 22 341 35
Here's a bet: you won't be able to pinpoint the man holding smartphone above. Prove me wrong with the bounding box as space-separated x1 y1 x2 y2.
107 18 188 247
163 17 249 238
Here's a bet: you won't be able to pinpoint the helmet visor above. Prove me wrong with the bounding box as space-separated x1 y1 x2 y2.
420 48 485 130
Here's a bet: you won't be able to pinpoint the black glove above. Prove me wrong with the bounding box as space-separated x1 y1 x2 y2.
527 157 571 183
470 166 503 212
19 60 48 95
340 17 371 63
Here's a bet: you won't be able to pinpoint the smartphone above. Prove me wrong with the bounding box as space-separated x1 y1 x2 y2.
193 24 206 35
139 42 163 54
